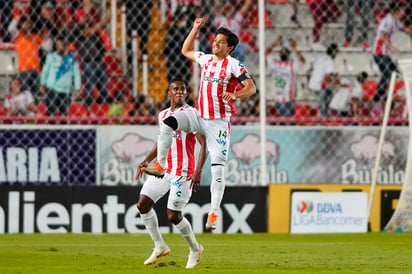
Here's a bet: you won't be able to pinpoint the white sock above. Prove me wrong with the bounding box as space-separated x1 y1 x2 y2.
140 208 166 249
210 165 225 213
175 217 199 252
157 124 174 167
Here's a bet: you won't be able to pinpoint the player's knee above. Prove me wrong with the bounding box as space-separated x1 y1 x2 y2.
163 116 178 130
167 209 182 225
136 196 153 214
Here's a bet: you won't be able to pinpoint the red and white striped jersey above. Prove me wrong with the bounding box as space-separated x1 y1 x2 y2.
158 104 196 177
373 13 404 56
266 55 303 102
194 51 251 119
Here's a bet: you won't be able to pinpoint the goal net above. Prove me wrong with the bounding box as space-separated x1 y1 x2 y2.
384 60 412 232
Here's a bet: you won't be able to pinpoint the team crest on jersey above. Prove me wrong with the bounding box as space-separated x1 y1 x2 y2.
172 132 182 140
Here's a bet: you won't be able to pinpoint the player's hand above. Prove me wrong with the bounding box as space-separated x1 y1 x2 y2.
135 160 149 180
193 17 206 31
221 92 236 102
188 171 201 192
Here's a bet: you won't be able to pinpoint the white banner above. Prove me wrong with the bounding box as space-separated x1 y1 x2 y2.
290 192 368 234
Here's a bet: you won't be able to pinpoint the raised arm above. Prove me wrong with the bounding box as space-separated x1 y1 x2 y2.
240 0 253 15
84 12 111 37
214 0 221 17
290 39 305 64
181 17 206 62
265 36 283 56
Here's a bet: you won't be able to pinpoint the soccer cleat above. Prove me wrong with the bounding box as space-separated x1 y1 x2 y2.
342 41 351 48
186 244 204 269
205 212 218 231
144 245 171 266
141 161 165 178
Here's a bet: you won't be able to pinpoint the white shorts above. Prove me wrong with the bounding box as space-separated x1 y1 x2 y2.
140 173 192 211
174 108 230 165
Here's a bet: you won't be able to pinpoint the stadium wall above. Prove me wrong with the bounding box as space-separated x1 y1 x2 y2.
0 125 407 186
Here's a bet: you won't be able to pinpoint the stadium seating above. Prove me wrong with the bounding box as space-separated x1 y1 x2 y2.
36 103 47 116
0 103 5 116
362 79 378 101
89 103 110 117
68 103 88 117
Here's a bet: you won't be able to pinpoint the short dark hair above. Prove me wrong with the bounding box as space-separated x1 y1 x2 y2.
168 78 187 89
216 27 239 53
326 43 339 56
357 71 368 83
17 16 30 30
9 76 21 89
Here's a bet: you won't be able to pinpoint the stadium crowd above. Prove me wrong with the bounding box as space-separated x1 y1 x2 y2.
0 0 411 123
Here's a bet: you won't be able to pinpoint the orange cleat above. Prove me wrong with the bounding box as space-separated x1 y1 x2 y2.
141 161 165 178
205 212 218 231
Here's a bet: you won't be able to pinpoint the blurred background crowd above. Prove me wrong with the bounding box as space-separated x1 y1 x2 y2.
0 0 411 123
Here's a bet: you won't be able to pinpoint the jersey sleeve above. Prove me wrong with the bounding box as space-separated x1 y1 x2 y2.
194 51 207 66
231 58 251 83
379 16 393 34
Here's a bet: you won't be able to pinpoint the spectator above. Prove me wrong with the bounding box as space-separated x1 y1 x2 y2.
40 38 81 116
70 9 110 107
4 77 36 116
31 1 59 38
308 43 339 117
265 37 305 117
342 0 373 48
171 1 214 53
164 9 191 85
214 0 252 62
132 94 156 117
13 16 50 99
123 0 152 56
371 2 412 117
30 1 59 65
293 0 341 50
107 90 130 117
329 72 368 118
0 0 13 42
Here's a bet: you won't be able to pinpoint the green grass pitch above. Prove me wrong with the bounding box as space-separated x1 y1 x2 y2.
1 233 411 273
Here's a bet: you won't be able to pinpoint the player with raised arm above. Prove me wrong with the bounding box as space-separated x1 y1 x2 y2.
136 79 208 269
141 18 257 231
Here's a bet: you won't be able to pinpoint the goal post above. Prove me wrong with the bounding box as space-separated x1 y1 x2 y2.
383 59 412 232
367 71 397 228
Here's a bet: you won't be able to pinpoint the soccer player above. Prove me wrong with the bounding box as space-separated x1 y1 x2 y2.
142 18 257 231
136 78 208 269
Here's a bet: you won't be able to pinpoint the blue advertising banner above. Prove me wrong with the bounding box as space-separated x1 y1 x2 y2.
0 127 96 184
